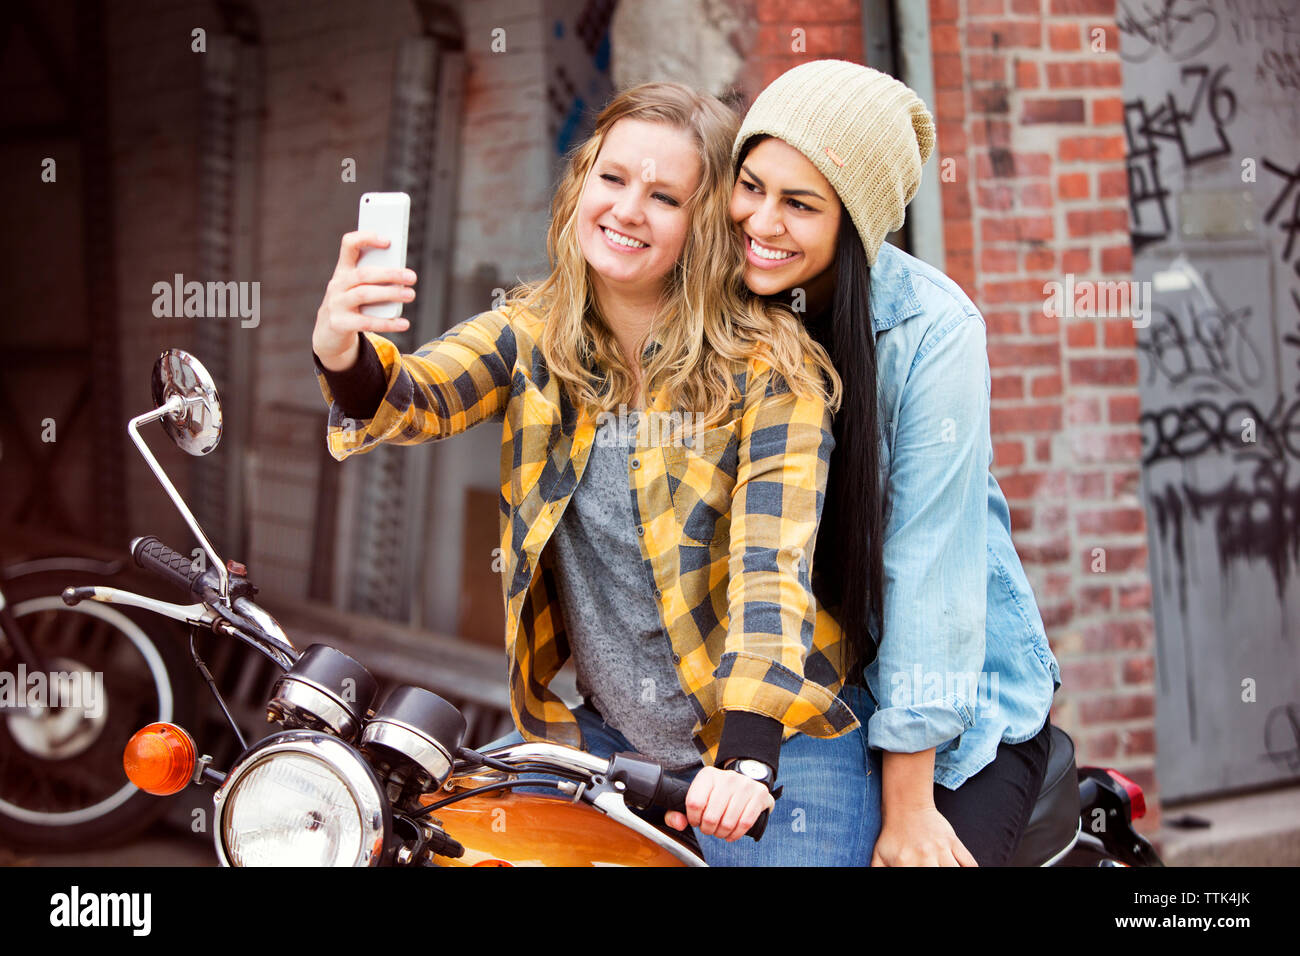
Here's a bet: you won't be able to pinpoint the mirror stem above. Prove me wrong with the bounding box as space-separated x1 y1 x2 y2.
128 395 231 602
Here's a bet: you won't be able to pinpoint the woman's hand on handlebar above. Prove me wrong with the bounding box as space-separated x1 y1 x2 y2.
313 231 418 372
662 766 774 842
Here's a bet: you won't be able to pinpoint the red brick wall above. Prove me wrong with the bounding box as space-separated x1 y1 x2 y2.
737 0 1160 825
930 0 1158 824
743 0 863 94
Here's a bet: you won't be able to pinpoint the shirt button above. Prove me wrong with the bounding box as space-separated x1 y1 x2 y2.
653 588 662 599
631 458 640 469
671 653 681 664
636 525 644 536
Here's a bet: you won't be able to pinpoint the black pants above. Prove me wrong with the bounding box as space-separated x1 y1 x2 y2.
930 720 1052 866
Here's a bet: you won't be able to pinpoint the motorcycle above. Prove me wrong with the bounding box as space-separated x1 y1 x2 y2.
0 553 197 852
58 348 1162 866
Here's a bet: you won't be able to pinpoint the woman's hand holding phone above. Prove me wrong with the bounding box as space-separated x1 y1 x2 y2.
313 231 418 373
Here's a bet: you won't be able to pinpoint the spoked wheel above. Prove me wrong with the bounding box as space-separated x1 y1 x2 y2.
0 581 196 851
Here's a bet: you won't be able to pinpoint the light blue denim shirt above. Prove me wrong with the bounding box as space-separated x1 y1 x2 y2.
860 241 1061 790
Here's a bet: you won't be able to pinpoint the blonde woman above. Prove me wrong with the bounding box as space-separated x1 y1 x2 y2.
310 83 878 865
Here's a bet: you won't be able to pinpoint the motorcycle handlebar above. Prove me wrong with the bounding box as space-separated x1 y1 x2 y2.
650 771 691 813
644 765 770 842
130 535 204 597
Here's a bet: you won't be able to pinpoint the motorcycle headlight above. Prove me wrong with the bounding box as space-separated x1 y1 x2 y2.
214 731 390 867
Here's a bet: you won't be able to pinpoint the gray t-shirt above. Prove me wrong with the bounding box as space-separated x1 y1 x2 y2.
548 412 702 770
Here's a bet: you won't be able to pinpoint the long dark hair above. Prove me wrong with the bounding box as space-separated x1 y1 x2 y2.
810 206 886 686
736 137 886 685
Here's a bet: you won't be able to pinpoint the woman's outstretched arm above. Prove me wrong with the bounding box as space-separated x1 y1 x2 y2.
312 231 517 462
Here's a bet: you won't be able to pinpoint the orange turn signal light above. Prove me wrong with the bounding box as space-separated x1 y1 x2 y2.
124 722 196 795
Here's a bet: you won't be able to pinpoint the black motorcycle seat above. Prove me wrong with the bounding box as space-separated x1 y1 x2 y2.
1008 723 1081 866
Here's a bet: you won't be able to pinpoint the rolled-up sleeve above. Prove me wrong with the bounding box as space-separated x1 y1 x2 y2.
867 309 990 754
311 311 517 462
712 362 857 741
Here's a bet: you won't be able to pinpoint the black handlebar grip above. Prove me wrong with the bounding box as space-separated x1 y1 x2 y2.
131 536 204 596
651 772 691 814
650 773 769 842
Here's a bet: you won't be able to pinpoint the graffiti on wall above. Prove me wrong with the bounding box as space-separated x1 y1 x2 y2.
1119 1 1221 64
1124 0 1300 792
1264 701 1300 772
1124 64 1239 249
1263 156 1300 277
1138 296 1264 393
1141 394 1300 601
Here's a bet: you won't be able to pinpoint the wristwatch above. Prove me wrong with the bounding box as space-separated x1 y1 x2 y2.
722 757 777 793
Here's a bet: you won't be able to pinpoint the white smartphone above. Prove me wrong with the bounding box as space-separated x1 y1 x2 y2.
357 191 411 319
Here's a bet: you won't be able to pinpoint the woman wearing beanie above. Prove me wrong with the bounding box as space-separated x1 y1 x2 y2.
730 59 1062 866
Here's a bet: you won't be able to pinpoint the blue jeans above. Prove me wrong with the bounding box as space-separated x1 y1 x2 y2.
479 685 881 866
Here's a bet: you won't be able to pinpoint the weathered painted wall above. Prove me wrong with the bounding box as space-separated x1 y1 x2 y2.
1122 0 1300 799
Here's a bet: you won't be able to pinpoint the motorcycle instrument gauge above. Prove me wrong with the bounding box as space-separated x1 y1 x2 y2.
267 644 378 743
360 686 467 795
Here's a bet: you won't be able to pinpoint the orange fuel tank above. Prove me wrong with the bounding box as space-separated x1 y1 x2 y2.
424 784 691 867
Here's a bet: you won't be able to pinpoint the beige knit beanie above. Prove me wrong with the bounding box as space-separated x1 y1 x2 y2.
733 59 935 266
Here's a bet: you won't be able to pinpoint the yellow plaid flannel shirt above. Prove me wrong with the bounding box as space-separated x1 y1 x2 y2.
314 307 859 764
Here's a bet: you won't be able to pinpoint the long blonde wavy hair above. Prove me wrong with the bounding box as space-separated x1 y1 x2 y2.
507 82 840 429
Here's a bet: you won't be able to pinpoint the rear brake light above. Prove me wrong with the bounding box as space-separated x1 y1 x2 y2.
1105 768 1146 819
124 722 196 795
